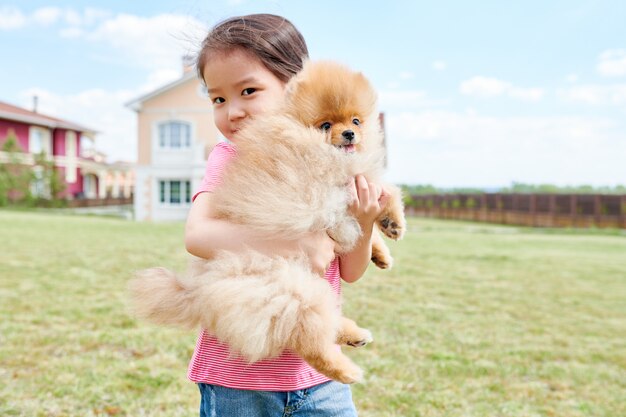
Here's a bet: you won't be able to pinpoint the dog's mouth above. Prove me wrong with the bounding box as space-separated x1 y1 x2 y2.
338 144 356 153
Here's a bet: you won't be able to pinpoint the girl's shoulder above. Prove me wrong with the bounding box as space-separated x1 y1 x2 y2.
213 141 236 154
207 141 237 167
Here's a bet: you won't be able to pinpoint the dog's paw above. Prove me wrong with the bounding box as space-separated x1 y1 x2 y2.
345 328 373 348
379 216 405 241
336 364 364 384
371 253 393 269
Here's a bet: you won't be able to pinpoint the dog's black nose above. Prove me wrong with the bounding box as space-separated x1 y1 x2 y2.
342 130 355 141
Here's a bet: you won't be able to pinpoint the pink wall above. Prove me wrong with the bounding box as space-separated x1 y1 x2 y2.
53 129 63 155
1 120 80 157
0 119 30 151
52 129 81 157
66 167 84 197
1 119 87 198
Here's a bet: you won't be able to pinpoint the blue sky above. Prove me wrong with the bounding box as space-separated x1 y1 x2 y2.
1 0 625 187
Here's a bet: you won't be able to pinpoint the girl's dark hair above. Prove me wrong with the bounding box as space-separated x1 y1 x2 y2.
197 14 309 84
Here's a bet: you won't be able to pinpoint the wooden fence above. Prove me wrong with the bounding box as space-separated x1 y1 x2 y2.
406 193 626 229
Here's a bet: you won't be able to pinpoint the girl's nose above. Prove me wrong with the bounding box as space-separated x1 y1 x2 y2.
228 103 246 121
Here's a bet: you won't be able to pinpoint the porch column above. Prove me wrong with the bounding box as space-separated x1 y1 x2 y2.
123 172 132 198
98 170 107 199
112 171 121 198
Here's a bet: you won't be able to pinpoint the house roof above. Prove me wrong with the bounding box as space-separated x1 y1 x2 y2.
125 71 197 111
0 100 96 135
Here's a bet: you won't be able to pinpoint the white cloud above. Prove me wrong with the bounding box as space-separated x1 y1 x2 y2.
432 60 447 71
399 71 414 80
0 6 26 30
559 84 626 105
597 49 626 77
460 76 511 97
1 7 201 77
82 8 113 26
460 76 544 101
32 7 63 26
0 6 111 30
378 90 448 111
384 110 625 187
141 69 182 92
565 73 578 83
19 87 136 163
16 68 184 163
63 9 83 26
85 13 207 69
59 27 85 39
508 87 544 101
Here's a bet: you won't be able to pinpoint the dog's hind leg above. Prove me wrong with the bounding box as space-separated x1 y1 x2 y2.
335 316 373 348
299 344 363 384
288 304 364 384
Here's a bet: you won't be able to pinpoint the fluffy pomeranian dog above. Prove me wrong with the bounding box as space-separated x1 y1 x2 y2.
129 61 406 384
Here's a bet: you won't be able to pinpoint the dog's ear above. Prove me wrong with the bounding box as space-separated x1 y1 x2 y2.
284 60 311 103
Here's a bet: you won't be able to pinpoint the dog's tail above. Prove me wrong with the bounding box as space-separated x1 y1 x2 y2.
129 267 203 329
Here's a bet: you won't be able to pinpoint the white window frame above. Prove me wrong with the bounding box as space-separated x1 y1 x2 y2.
65 131 77 158
80 136 95 158
158 179 192 206
65 131 77 183
83 174 97 199
30 166 46 197
157 121 191 149
29 127 51 155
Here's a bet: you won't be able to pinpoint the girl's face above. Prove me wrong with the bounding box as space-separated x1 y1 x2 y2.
203 48 286 141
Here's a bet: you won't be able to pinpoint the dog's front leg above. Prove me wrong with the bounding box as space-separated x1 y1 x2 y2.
327 215 362 253
370 230 393 269
377 184 406 241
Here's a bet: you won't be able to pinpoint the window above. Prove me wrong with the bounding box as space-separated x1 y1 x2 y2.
159 180 191 205
158 121 191 149
29 128 50 154
31 168 45 197
80 136 95 158
65 131 77 183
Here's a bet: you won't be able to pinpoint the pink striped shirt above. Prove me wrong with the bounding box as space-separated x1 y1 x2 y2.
188 141 340 391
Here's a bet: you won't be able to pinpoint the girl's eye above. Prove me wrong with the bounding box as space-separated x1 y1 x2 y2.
212 97 225 104
352 118 360 126
242 88 256 96
320 122 332 131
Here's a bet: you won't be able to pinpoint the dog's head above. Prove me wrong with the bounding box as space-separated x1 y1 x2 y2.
283 61 379 153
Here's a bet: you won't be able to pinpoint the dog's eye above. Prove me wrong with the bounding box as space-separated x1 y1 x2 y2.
320 122 332 131
352 118 360 126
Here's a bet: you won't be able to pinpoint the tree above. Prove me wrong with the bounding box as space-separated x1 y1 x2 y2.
0 130 34 206
33 151 67 207
0 129 67 207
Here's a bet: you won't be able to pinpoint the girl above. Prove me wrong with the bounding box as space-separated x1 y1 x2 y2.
185 13 388 417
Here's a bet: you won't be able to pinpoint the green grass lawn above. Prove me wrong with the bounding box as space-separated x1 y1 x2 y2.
1 210 624 417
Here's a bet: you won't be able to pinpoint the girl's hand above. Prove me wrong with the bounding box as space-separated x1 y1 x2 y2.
348 175 390 229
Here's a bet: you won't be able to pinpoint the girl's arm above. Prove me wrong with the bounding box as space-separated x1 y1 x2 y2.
339 175 390 283
185 192 337 276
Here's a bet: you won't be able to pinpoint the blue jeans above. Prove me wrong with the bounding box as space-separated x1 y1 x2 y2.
198 381 358 417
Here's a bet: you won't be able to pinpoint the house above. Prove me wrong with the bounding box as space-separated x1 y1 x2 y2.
0 100 133 201
126 59 388 222
126 61 219 221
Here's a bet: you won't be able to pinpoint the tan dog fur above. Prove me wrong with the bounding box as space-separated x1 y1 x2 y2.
130 61 406 383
